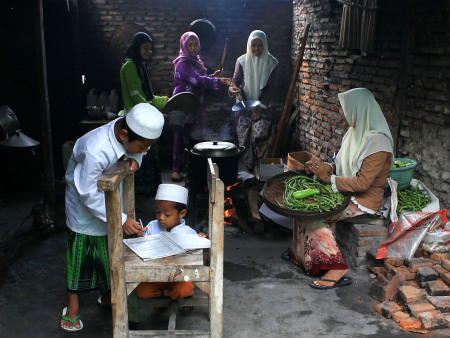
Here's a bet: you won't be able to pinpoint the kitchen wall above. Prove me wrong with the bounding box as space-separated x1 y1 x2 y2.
78 0 293 137
292 0 450 212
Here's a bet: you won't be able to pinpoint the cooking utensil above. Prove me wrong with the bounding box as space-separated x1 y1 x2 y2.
262 171 351 218
162 92 198 124
232 100 261 112
219 38 229 70
187 141 244 189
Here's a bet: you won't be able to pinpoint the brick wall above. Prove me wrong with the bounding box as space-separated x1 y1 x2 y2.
292 0 450 213
78 0 292 132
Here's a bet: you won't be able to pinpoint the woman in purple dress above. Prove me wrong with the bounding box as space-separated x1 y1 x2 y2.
171 31 231 181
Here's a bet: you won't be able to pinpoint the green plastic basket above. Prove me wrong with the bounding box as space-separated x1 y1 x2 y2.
388 158 417 190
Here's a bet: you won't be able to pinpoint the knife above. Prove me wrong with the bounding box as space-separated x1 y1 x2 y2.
219 38 229 71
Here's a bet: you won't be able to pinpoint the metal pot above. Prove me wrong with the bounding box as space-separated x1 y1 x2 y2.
187 141 244 189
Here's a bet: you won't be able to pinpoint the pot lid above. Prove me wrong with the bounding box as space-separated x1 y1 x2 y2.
192 141 239 157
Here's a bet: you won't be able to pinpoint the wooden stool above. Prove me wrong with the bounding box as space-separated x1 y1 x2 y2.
98 158 224 337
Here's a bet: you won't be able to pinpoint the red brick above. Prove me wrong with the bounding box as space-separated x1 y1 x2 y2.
400 279 420 289
430 253 449 262
391 311 410 323
418 310 448 330
435 265 449 278
442 259 450 271
367 261 385 275
444 272 450 285
398 317 422 330
370 274 400 301
416 266 439 283
385 257 405 267
398 285 427 303
408 258 434 273
427 279 450 296
407 301 435 317
375 301 402 319
394 266 417 280
428 296 450 313
352 223 388 237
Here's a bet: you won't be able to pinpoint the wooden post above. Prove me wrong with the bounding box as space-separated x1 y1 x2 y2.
207 160 224 338
105 188 129 338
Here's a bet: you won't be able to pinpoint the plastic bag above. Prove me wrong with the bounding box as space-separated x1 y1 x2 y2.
421 221 450 253
376 209 448 260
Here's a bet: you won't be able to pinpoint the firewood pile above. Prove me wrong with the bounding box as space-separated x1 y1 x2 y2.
367 248 450 333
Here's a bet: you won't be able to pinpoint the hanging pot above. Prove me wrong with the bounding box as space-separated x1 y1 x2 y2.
187 141 244 189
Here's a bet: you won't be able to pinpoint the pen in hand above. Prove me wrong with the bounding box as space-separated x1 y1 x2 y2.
139 219 146 235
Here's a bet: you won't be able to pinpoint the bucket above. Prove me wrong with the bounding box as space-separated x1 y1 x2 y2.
287 151 313 171
168 111 186 132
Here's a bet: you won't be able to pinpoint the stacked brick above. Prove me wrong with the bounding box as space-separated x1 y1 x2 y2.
78 0 293 132
292 0 450 213
368 249 450 332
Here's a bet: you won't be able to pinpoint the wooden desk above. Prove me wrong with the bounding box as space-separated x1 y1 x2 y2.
79 118 112 131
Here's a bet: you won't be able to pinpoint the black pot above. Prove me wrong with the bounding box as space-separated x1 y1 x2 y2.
187 141 244 189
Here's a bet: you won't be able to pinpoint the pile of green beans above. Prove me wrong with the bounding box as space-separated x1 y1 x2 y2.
397 183 431 215
277 172 346 212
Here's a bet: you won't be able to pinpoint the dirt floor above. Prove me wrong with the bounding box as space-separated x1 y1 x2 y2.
0 161 422 337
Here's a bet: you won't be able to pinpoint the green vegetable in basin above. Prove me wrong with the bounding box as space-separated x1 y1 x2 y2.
293 188 320 200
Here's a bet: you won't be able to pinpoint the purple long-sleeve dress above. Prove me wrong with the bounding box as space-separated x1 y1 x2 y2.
172 59 221 172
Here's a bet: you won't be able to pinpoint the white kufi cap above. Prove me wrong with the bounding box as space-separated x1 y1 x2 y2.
126 103 164 139
155 184 189 205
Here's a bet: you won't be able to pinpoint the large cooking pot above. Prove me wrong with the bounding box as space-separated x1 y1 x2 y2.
187 141 244 189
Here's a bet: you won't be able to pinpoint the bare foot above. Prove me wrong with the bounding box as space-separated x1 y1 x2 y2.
312 269 348 288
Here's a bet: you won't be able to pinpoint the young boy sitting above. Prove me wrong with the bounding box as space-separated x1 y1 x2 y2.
135 184 206 301
60 103 164 332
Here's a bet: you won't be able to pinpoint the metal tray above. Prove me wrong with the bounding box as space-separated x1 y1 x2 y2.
262 171 351 218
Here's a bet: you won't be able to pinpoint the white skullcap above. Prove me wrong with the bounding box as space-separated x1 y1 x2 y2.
126 103 164 139
155 184 189 205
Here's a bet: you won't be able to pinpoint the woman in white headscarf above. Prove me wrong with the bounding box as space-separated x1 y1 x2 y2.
229 30 278 173
285 88 394 290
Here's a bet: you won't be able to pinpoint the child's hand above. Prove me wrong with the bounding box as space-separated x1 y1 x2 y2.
123 217 144 236
198 232 208 238
123 156 139 174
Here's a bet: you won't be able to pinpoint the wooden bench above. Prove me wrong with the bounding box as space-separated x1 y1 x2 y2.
98 158 224 337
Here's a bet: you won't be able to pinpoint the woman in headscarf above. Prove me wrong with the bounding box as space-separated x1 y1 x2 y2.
285 88 394 290
229 30 279 173
120 32 169 196
171 31 230 182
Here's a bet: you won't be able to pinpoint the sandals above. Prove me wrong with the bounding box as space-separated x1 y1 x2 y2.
309 276 353 290
60 307 83 332
281 248 293 262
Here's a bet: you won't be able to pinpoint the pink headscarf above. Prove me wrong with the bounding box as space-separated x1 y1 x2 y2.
173 32 207 73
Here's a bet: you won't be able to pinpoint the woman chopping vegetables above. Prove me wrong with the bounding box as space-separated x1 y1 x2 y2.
285 88 394 290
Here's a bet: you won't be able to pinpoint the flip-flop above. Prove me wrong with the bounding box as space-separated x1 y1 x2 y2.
97 296 111 308
309 276 353 290
281 248 292 262
60 307 83 332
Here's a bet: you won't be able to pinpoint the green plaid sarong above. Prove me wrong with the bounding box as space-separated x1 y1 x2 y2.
66 229 111 295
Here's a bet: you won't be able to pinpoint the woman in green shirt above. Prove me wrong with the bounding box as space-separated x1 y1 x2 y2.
120 32 168 196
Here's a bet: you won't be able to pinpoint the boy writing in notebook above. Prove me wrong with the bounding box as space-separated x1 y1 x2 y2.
60 103 164 332
135 184 206 301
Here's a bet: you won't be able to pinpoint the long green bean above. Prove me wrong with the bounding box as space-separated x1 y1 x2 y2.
282 171 346 212
397 182 431 215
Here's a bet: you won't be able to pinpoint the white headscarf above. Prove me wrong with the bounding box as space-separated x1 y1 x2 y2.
335 88 394 177
237 30 278 101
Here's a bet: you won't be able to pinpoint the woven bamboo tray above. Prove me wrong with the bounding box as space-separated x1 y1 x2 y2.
262 171 351 218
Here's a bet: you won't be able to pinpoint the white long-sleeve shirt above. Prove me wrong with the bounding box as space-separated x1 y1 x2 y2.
144 219 197 235
65 119 144 236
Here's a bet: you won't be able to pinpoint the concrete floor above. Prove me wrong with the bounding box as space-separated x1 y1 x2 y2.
0 160 416 337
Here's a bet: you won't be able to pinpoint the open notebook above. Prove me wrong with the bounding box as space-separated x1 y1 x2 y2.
123 232 211 261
